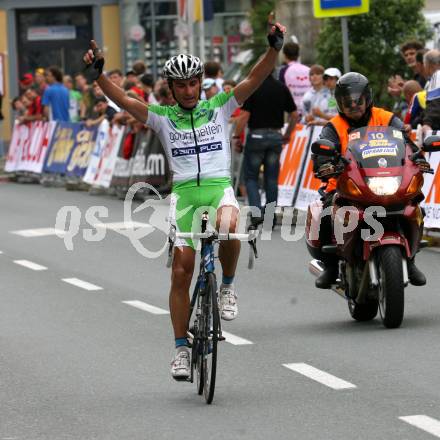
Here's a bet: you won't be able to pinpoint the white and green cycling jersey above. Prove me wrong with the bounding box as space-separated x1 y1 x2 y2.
147 90 240 248
146 90 239 184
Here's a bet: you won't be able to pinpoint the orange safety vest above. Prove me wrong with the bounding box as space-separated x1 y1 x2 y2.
325 107 394 192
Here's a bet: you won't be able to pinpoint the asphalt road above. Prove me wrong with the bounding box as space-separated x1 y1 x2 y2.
2 181 440 440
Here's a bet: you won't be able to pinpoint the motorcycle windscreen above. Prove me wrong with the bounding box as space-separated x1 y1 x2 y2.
347 126 406 169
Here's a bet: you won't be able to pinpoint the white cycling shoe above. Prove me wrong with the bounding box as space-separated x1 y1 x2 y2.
170 347 190 381
219 283 238 321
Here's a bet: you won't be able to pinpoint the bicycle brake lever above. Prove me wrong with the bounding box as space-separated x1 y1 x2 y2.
410 151 423 162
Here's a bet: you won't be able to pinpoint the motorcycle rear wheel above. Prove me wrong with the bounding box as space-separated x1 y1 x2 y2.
377 245 405 329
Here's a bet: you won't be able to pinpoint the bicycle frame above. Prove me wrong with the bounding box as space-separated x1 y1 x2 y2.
189 212 217 329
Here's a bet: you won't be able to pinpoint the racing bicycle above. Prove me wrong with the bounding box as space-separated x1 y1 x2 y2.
166 212 258 404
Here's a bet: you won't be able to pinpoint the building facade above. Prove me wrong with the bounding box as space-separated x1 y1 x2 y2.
121 0 251 79
0 0 121 141
0 0 252 141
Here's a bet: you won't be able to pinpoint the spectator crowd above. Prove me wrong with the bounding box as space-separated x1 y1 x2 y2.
5 39 440 206
386 40 440 132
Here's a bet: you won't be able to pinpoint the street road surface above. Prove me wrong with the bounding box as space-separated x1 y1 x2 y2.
2 182 440 439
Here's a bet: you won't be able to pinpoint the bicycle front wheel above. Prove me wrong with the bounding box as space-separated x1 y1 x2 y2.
202 272 219 404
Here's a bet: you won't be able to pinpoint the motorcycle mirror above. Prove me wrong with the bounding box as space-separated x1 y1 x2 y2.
311 139 337 157
422 135 440 153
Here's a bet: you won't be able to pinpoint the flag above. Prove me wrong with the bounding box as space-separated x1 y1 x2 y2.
193 0 202 22
178 0 187 20
203 0 214 21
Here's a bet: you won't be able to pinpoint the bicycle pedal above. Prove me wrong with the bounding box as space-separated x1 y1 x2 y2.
218 336 225 341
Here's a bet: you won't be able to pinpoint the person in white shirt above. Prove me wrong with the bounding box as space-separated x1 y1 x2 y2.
202 78 219 100
301 64 330 126
316 67 342 121
422 49 440 132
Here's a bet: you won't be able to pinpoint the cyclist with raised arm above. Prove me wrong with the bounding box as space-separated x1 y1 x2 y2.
83 21 286 381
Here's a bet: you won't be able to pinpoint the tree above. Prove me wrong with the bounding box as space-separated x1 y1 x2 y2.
316 0 432 107
242 0 276 75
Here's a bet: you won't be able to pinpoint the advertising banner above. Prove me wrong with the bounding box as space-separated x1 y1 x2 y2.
83 119 110 184
111 129 134 188
294 126 323 211
43 122 79 174
23 121 57 173
65 125 99 177
277 124 310 207
4 122 30 172
421 152 440 228
129 128 169 187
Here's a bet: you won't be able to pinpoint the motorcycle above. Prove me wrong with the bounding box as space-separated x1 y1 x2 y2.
306 126 440 328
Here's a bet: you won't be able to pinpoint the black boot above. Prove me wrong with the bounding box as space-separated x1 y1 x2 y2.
315 264 338 289
408 258 426 286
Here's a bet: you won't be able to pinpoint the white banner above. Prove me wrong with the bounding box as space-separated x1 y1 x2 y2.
23 121 57 173
4 122 30 172
4 121 57 173
421 151 440 228
83 120 110 185
83 120 124 188
294 126 323 211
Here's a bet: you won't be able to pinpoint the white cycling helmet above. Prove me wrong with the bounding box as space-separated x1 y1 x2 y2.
163 54 204 80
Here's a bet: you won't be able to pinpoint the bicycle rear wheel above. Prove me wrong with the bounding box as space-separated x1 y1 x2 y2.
190 325 204 395
202 272 219 404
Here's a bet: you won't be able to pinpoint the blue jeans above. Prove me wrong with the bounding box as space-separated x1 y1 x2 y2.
244 129 283 210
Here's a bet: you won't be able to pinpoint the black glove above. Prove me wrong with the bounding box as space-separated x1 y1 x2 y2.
316 162 337 179
267 24 284 51
84 42 105 82
414 157 433 173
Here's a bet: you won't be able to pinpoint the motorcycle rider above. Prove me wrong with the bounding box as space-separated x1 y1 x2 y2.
312 72 429 289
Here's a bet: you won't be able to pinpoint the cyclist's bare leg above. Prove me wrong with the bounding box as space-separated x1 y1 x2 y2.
217 206 240 277
169 246 195 339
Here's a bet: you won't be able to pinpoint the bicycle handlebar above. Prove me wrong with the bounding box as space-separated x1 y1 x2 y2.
174 231 258 241
166 227 259 269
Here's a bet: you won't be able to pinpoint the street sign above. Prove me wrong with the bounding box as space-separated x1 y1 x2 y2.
313 0 369 18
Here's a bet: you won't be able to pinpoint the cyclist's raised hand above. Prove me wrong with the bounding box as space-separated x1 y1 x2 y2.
83 40 105 81
267 12 286 52
82 39 148 123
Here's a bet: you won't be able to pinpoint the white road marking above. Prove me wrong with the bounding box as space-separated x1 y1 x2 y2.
122 300 169 315
283 363 357 390
0 250 3 254
221 331 253 345
62 278 103 291
400 415 440 438
13 260 47 271
121 302 253 345
93 221 152 231
11 227 66 237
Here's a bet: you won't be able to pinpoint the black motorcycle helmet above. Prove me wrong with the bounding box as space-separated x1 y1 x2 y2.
335 72 373 114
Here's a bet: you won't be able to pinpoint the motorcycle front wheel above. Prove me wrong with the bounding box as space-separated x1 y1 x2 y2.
348 299 378 321
377 245 405 329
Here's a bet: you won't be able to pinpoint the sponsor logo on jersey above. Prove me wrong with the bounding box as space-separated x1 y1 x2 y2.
171 142 223 157
168 123 223 143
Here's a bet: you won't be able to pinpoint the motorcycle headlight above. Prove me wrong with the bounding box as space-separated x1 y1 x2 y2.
366 176 402 196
